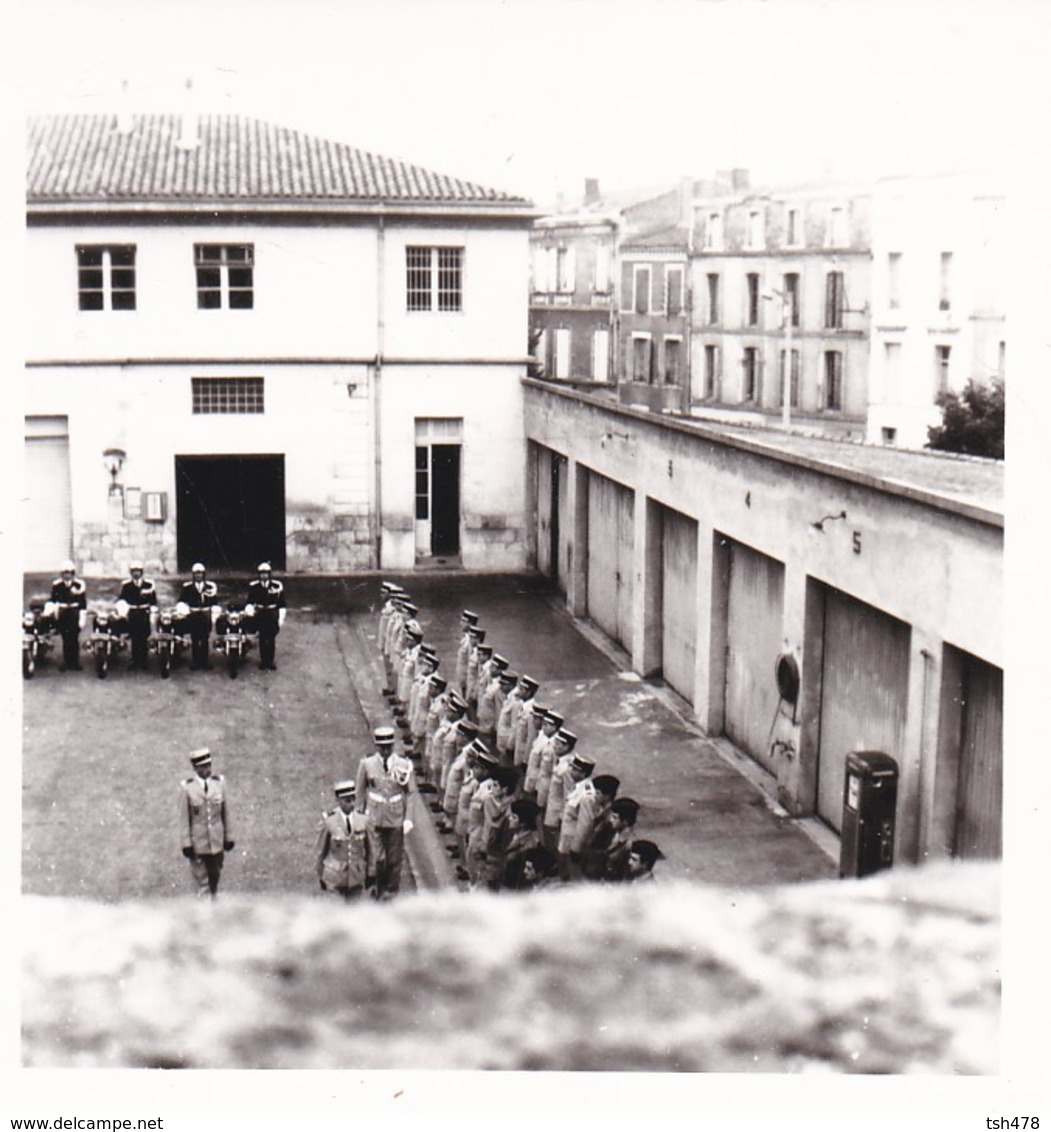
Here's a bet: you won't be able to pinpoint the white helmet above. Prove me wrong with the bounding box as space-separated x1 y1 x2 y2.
60 559 75 573
129 559 144 572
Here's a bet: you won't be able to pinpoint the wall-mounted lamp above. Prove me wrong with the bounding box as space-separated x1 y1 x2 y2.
102 447 127 496
810 509 847 532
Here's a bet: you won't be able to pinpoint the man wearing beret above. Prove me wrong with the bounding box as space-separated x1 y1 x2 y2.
356 726 419 899
179 748 234 898
315 781 374 901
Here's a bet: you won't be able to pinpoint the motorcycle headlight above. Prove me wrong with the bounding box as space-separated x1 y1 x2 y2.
228 612 241 626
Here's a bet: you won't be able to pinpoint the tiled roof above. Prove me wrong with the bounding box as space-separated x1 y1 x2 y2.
621 225 690 252
26 114 531 207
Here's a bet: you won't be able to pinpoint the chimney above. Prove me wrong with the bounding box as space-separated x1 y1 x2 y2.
177 77 198 150
584 178 601 205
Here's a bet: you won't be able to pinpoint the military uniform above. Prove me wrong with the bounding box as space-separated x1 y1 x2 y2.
179 749 234 898
247 564 286 670
453 610 479 696
543 745 591 855
50 565 87 671
355 729 418 898
178 567 218 670
118 566 157 670
315 782 373 900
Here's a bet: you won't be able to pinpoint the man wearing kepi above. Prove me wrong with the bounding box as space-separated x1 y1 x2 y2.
315 780 373 901
179 748 234 899
356 726 418 899
246 561 286 671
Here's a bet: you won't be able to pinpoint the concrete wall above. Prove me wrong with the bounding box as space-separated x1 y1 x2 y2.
523 381 1002 863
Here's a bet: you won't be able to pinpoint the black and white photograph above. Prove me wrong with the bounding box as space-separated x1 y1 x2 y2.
5 0 1046 1124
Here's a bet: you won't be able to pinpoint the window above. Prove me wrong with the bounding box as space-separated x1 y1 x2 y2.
415 446 429 520
785 207 801 247
827 206 847 247
406 246 463 311
594 245 610 293
825 271 845 329
666 267 684 316
779 349 800 408
935 345 951 394
554 328 571 378
704 344 720 399
783 273 800 326
884 342 902 402
191 377 264 414
77 245 136 311
592 329 610 381
747 209 764 250
742 347 760 402
633 266 651 314
881 427 897 446
939 252 953 311
746 273 760 326
705 211 723 250
195 244 254 309
551 245 575 294
887 252 902 310
632 336 653 383
707 273 720 325
823 351 843 410
663 338 683 385
998 340 1006 380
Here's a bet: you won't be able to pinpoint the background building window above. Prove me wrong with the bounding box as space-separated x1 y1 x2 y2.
785 207 800 247
939 252 953 311
191 377 264 414
632 336 653 383
594 245 610 293
704 344 720 399
827 206 846 247
825 271 845 329
746 273 760 326
706 212 723 250
633 266 651 314
664 338 682 385
554 328 571 378
888 252 902 310
77 245 136 311
742 347 760 402
707 273 720 325
407 246 463 311
935 345 951 394
195 244 254 309
747 209 764 249
779 348 800 407
784 273 800 326
666 267 683 316
823 351 843 410
592 329 610 381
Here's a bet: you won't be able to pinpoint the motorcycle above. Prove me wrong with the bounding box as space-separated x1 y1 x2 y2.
152 605 190 678
214 604 256 679
87 607 128 679
22 602 55 679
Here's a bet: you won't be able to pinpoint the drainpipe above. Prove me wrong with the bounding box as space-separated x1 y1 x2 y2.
373 211 386 569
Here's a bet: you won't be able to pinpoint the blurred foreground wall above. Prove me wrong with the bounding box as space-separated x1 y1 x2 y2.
22 862 999 1072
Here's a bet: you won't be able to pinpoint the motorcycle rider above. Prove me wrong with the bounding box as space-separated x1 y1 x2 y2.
246 561 286 671
50 559 87 671
178 562 218 671
118 559 157 671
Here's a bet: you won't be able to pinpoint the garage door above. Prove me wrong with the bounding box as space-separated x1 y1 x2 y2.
724 540 785 774
24 417 72 572
954 655 1002 859
586 471 634 650
660 506 697 703
817 588 911 831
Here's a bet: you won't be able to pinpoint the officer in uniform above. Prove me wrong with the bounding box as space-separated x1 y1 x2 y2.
179 748 234 899
315 781 374 901
355 726 418 899
178 563 218 670
559 772 620 881
50 559 87 671
454 610 479 696
118 559 157 670
543 743 592 855
247 561 286 670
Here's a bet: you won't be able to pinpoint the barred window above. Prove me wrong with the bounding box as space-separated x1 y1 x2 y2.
195 244 254 309
192 377 265 414
77 245 136 311
406 246 463 311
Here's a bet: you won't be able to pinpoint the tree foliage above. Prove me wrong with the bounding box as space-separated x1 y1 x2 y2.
926 378 1004 459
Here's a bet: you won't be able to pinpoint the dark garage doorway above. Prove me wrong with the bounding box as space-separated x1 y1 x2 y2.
175 455 286 572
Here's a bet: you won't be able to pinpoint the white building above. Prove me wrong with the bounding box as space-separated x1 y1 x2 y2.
24 114 536 576
866 173 1007 449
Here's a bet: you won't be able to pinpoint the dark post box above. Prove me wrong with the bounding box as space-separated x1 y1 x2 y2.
839 751 899 879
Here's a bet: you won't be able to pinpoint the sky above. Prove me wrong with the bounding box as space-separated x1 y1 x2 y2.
7 0 1045 204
